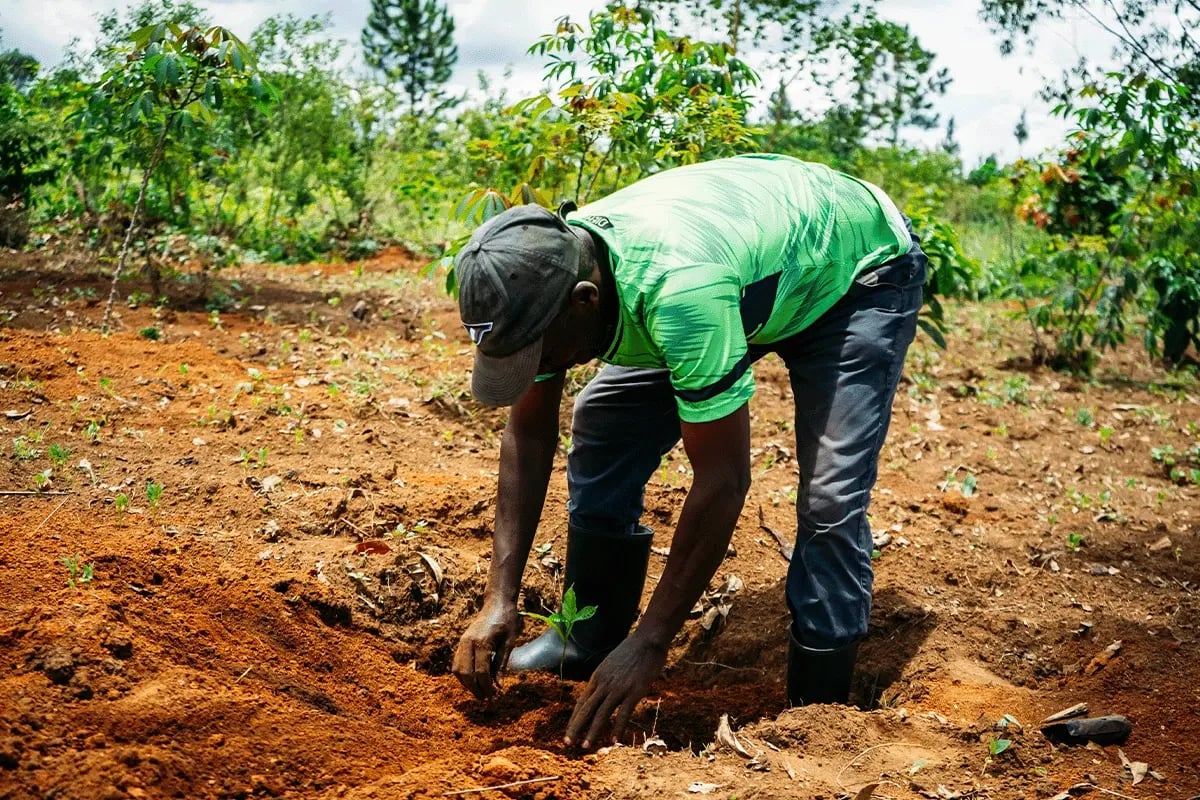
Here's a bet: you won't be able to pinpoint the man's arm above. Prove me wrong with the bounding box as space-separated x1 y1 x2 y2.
565 402 752 748
452 373 565 699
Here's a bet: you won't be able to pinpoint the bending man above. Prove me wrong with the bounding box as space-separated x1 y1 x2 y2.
450 153 927 749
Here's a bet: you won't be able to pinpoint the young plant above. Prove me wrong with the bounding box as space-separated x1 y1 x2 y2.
61 554 96 589
11 436 38 461
114 492 130 514
520 584 597 678
33 469 53 490
146 480 164 508
48 443 71 467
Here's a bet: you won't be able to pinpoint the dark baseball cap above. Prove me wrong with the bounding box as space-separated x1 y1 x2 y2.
456 203 581 405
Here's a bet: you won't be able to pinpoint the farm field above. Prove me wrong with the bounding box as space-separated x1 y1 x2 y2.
1 248 1197 800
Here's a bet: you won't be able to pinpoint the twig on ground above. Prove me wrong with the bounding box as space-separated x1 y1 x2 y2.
33 497 71 533
442 776 560 796
835 742 927 786
757 505 793 562
680 659 765 672
1076 785 1139 800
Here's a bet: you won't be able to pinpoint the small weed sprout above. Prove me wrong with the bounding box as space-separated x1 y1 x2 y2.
1066 532 1085 553
138 326 161 341
146 481 164 508
12 436 38 461
1074 407 1095 427
84 419 103 442
520 585 597 679
33 468 53 490
48 443 71 467
114 493 130 514
939 467 977 497
61 554 95 588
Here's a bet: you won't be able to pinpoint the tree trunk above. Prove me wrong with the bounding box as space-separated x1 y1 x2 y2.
101 123 171 335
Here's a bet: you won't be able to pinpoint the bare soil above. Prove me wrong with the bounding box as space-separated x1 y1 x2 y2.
1 248 1197 800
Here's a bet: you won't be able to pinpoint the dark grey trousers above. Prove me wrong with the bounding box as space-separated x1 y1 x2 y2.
565 239 927 650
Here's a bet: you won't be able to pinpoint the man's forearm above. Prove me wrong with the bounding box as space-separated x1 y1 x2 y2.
484 376 564 603
631 475 747 649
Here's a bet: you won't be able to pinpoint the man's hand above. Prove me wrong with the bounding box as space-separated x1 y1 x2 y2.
564 634 668 749
452 598 522 699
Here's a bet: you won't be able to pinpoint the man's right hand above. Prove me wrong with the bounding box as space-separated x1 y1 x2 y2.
452 598 522 699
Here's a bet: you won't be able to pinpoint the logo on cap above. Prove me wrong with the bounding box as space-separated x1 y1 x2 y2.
463 321 494 345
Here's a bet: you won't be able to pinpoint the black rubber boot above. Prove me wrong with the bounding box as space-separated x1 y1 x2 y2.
508 524 653 681
787 629 859 706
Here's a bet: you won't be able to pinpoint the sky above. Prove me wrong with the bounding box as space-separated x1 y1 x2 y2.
0 0 1122 167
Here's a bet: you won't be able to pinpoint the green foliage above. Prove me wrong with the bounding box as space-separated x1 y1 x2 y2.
521 584 597 677
1151 444 1200 485
1013 73 1199 371
146 480 165 507
48 443 71 467
361 0 458 116
0 34 50 247
819 3 951 149
61 554 96 589
435 4 762 292
76 13 272 327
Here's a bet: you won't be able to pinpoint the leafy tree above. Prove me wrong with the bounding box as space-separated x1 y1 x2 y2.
638 0 829 56
821 3 951 148
981 0 1200 114
1015 73 1198 369
81 21 270 329
248 14 375 256
0 32 49 246
0 49 39 91
361 0 458 116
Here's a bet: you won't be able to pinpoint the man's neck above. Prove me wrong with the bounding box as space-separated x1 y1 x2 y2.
581 230 618 353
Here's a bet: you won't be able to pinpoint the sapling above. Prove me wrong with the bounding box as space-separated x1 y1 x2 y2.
520 585 597 679
48 443 71 467
61 554 95 589
146 481 164 508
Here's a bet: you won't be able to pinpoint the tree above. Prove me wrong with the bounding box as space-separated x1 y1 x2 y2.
980 0 1200 114
637 0 828 56
82 20 270 329
0 31 48 246
361 0 458 116
823 4 951 147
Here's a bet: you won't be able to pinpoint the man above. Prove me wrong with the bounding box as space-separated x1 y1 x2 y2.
450 153 927 750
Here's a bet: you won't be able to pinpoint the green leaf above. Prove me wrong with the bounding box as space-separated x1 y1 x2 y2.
916 317 947 349
562 584 578 618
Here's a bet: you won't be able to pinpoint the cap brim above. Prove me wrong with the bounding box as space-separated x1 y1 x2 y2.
470 337 544 406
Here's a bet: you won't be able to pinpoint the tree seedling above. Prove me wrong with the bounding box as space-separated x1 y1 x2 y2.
146 481 164 508
520 585 597 679
48 443 71 467
61 554 95 589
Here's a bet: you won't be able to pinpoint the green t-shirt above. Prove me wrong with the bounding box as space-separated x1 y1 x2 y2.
565 153 911 424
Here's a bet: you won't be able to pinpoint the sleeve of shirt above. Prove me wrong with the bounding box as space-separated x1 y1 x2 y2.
644 263 755 424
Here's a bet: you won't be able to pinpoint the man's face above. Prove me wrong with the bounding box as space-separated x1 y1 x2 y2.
536 292 602 374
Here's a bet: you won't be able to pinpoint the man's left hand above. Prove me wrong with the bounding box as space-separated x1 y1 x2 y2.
564 635 668 749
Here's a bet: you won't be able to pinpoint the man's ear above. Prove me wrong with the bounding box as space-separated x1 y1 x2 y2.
569 280 600 308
